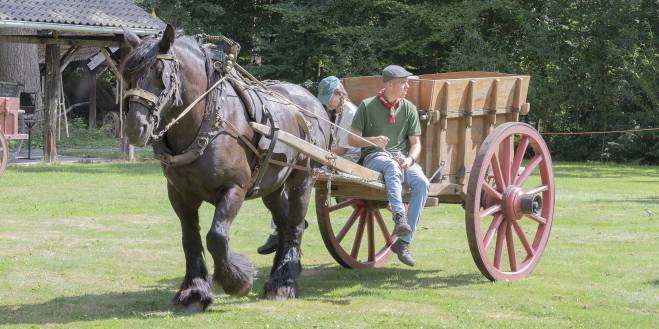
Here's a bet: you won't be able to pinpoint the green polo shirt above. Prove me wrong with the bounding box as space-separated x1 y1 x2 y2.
351 96 421 157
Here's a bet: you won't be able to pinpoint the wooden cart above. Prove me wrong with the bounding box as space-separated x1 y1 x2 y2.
253 71 555 281
0 81 29 176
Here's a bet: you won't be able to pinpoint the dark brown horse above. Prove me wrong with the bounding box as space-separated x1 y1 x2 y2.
120 25 329 311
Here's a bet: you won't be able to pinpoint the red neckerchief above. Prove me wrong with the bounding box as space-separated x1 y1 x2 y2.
376 89 401 124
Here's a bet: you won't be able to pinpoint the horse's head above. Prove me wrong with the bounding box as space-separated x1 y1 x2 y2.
120 24 183 146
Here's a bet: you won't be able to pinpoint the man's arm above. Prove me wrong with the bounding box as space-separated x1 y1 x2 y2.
348 128 389 148
400 135 421 169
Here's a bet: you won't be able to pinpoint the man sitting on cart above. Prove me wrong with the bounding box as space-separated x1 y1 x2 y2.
257 76 361 254
348 65 429 267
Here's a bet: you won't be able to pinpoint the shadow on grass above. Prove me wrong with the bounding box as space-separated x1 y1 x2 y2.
0 264 485 325
296 263 485 305
0 287 177 325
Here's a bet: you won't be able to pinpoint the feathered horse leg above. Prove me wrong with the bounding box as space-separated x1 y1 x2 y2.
168 184 214 313
263 170 311 299
207 185 256 297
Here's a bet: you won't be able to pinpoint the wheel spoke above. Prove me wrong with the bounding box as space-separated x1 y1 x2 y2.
490 154 506 192
512 220 534 258
493 220 507 269
336 208 361 243
373 210 393 245
511 136 529 181
502 136 513 185
484 213 504 249
367 212 375 262
525 213 547 225
480 204 502 220
350 211 367 258
506 222 517 272
329 199 357 212
482 182 502 201
515 155 543 186
526 185 549 196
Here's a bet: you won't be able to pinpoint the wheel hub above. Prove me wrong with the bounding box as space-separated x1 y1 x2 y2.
502 186 543 221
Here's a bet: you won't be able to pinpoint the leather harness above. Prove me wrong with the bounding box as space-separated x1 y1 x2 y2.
123 37 312 198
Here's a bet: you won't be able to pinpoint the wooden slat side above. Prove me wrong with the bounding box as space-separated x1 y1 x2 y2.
512 77 523 122
250 123 383 181
436 81 450 183
489 79 500 132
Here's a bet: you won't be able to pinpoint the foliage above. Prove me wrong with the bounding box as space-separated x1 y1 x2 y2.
133 0 658 164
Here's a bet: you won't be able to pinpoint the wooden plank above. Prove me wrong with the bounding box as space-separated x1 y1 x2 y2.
424 80 440 173
0 35 124 48
251 122 382 181
512 77 523 122
436 81 449 182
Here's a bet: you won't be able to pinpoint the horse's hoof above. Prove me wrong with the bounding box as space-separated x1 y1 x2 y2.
175 302 206 313
222 280 252 297
265 286 297 300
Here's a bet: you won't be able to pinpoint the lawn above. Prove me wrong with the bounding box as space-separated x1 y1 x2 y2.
0 162 657 328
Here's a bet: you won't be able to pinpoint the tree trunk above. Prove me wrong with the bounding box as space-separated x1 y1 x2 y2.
0 27 43 124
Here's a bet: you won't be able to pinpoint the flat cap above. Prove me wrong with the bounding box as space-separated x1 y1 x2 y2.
382 65 413 82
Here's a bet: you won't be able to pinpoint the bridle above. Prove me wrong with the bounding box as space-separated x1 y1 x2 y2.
123 52 183 141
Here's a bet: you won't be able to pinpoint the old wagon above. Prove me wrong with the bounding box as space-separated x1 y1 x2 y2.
254 71 554 281
0 81 29 176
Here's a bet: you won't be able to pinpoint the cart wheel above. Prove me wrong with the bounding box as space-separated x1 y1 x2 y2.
102 112 121 138
466 122 554 281
316 191 405 269
0 132 7 176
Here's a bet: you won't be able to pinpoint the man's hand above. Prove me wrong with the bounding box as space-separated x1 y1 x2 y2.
398 156 414 169
370 136 389 149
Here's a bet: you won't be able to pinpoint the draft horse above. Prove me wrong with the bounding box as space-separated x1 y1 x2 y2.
120 24 329 311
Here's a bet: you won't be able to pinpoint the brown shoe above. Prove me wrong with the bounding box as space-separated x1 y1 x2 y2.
392 212 412 237
391 239 415 267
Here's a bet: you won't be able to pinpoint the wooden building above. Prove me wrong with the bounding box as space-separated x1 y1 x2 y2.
0 0 164 161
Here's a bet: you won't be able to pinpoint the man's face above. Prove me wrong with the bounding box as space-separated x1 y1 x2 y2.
326 86 346 110
384 77 409 99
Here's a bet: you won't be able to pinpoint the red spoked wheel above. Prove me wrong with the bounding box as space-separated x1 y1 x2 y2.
466 122 555 281
316 191 402 269
0 132 8 176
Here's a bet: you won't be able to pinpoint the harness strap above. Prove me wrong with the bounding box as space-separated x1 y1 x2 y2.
246 104 279 197
124 89 158 105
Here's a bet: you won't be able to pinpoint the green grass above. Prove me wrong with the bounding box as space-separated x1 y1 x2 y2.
0 162 657 328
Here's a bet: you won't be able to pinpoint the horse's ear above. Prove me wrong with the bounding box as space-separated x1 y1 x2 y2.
122 26 141 48
158 24 176 53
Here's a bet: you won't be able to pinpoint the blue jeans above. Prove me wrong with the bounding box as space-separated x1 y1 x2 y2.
364 152 429 244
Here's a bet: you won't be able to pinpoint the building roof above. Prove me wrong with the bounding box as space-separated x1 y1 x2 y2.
0 0 164 33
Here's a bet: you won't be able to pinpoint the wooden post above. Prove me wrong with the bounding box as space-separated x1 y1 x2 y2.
88 69 97 129
489 79 499 133
437 81 449 181
119 45 134 161
44 44 60 162
512 78 522 122
459 80 475 185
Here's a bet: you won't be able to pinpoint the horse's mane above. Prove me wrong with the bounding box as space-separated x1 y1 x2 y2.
119 31 191 81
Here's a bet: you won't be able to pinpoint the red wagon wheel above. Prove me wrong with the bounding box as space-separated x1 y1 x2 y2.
466 122 555 281
0 132 8 176
316 192 403 269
